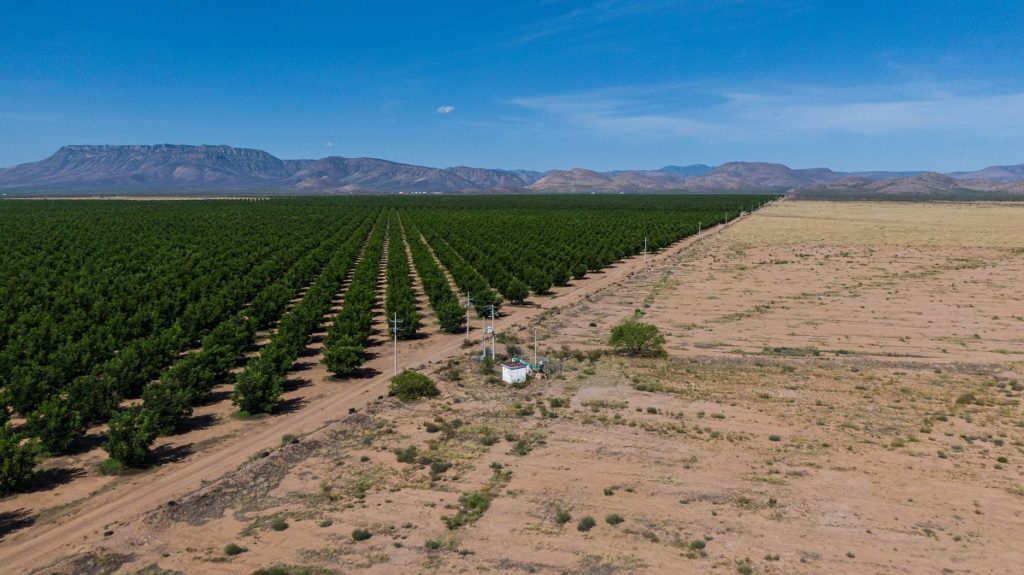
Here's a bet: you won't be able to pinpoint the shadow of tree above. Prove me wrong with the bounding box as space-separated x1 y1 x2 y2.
274 397 307 415
149 443 192 466
174 413 218 434
0 509 36 541
282 377 311 393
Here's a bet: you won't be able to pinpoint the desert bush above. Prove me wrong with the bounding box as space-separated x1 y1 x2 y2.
390 371 439 402
352 528 372 541
445 490 492 529
577 516 597 532
394 445 419 463
224 543 247 556
605 513 624 525
608 320 666 357
555 508 572 525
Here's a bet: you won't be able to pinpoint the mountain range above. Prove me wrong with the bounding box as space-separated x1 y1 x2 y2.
1 144 1023 197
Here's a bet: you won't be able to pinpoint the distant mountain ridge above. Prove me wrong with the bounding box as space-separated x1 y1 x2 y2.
1 144 1022 197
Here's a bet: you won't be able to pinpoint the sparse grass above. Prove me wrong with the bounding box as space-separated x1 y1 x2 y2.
394 445 419 463
605 513 624 525
98 458 127 476
252 565 332 575
555 508 572 525
762 346 820 357
577 516 597 532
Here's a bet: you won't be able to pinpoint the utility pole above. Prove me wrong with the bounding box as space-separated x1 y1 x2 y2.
390 312 402 376
488 304 497 360
643 236 647 265
533 326 539 365
464 292 472 341
697 221 701 237
480 313 487 360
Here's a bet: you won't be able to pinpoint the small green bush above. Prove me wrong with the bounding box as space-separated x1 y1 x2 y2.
224 543 247 556
577 516 596 532
605 513 624 525
555 508 572 525
390 371 440 402
270 517 289 531
352 528 372 541
394 445 419 463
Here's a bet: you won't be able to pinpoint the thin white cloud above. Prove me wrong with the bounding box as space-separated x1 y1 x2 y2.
436 105 456 114
510 83 1024 142
324 141 334 147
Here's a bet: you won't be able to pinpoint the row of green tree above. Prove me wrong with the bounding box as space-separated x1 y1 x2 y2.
399 215 466 333
384 211 422 339
409 214 503 317
1 206 377 488
322 214 387 376
403 194 776 300
1 201 354 418
231 213 377 415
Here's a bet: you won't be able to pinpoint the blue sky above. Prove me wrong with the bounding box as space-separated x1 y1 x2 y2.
2 1 1023 171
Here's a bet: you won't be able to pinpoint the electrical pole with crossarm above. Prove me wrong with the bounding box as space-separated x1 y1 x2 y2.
390 312 402 376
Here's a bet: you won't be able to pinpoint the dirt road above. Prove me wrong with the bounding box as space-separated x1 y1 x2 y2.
0 210 750 573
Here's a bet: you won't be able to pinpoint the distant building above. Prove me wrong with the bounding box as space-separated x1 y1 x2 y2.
501 360 529 384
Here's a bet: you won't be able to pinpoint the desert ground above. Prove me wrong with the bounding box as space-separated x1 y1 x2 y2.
6 200 1024 574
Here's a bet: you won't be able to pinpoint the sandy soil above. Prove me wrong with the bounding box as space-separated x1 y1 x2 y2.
7 200 1023 574
0 201 737 573
543 201 1024 365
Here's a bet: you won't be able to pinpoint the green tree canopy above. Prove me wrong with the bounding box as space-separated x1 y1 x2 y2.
608 320 667 357
0 424 38 495
103 405 158 467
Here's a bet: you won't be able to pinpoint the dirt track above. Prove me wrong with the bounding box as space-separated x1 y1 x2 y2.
0 206 749 574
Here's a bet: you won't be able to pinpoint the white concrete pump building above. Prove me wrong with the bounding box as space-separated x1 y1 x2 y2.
501 360 529 384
